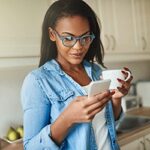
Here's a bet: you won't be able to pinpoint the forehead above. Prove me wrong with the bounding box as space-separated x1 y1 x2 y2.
55 16 90 35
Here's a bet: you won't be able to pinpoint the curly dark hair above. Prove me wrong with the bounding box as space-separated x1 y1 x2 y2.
39 0 105 67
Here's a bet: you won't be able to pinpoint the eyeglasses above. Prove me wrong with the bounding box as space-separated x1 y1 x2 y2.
53 30 95 47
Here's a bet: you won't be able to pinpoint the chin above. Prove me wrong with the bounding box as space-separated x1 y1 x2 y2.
69 58 83 65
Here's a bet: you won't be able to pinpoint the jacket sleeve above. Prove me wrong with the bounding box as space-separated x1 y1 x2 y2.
21 73 64 150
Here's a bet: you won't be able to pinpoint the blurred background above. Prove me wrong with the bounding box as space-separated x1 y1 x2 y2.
0 0 150 150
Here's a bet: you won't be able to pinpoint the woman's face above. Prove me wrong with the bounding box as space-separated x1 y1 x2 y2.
50 16 91 66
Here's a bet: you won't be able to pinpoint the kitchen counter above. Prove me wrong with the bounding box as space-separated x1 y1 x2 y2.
117 107 150 146
0 107 149 149
0 139 23 150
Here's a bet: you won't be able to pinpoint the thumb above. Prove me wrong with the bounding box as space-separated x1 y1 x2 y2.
100 75 103 80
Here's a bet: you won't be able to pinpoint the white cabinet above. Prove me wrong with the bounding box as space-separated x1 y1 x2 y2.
98 0 116 52
0 0 49 57
134 0 150 53
98 0 138 54
120 133 150 150
84 0 99 16
144 133 150 150
121 137 144 150
93 0 150 62
0 0 51 67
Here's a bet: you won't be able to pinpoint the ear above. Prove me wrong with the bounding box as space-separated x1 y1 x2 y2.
48 27 56 41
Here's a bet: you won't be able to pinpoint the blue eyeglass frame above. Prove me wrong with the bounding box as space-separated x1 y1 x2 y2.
53 29 95 47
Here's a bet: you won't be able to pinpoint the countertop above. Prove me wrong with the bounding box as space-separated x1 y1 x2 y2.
1 107 149 149
0 139 23 150
117 107 150 146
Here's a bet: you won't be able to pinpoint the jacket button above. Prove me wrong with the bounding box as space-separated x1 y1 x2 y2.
113 139 116 143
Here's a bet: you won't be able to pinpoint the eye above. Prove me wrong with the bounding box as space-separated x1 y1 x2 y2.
63 36 74 41
82 35 92 43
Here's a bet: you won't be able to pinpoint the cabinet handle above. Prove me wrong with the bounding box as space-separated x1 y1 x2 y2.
146 138 150 143
104 35 110 50
110 35 116 50
140 141 146 150
105 34 110 50
142 37 147 50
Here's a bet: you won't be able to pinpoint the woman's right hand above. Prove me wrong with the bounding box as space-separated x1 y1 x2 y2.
61 90 114 126
50 90 114 145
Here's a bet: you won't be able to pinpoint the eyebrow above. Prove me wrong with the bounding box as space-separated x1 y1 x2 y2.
61 31 90 36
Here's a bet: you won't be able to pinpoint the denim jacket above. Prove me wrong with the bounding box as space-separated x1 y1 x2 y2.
21 59 120 150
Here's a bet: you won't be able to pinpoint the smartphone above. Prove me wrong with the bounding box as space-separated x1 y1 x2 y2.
88 79 111 97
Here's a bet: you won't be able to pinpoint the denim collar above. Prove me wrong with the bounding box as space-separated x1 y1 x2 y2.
43 59 92 77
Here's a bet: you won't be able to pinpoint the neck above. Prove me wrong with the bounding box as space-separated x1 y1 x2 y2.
56 59 83 72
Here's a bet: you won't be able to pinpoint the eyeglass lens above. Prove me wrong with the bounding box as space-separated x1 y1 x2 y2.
63 34 95 47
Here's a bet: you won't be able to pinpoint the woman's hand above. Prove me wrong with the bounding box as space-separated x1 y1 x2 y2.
50 90 114 145
112 67 133 100
111 67 133 119
62 90 114 126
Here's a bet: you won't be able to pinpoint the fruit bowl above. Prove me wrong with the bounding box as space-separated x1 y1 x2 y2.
2 125 24 144
2 137 23 144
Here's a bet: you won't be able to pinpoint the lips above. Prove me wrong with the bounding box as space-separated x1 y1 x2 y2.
69 53 83 58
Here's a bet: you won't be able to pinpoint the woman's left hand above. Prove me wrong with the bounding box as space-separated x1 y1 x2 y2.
111 67 133 120
112 67 133 100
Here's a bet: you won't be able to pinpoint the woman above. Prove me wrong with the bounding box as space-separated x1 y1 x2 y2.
21 0 133 150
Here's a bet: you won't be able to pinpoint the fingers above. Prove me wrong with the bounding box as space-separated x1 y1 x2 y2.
122 67 133 82
114 67 133 96
117 85 128 95
121 71 133 83
100 75 103 80
85 105 106 122
84 96 109 114
81 90 110 107
117 67 133 88
81 91 114 121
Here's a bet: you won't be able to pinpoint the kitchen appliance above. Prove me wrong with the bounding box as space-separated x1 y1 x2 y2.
136 81 150 107
121 95 140 112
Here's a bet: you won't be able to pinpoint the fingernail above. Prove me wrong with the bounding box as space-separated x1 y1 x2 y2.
121 70 126 74
117 78 122 82
122 85 125 88
110 91 115 95
123 67 129 70
117 87 120 90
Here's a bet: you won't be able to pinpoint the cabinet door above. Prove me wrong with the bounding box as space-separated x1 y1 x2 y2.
121 137 145 150
0 0 49 57
144 133 150 150
142 0 150 52
112 0 138 53
134 0 150 53
98 0 115 52
98 0 138 54
85 0 99 16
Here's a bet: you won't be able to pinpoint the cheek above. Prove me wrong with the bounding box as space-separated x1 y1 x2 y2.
84 46 90 53
56 40 70 54
56 40 64 51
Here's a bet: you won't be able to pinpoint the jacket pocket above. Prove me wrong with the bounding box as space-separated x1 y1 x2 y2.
48 89 75 102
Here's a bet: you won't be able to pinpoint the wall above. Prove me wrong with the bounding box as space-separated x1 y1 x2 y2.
0 0 51 137
0 66 36 137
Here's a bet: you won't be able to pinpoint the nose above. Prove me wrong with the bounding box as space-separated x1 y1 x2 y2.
72 39 83 49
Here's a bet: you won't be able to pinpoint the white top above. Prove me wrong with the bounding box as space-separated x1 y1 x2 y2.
83 85 111 150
